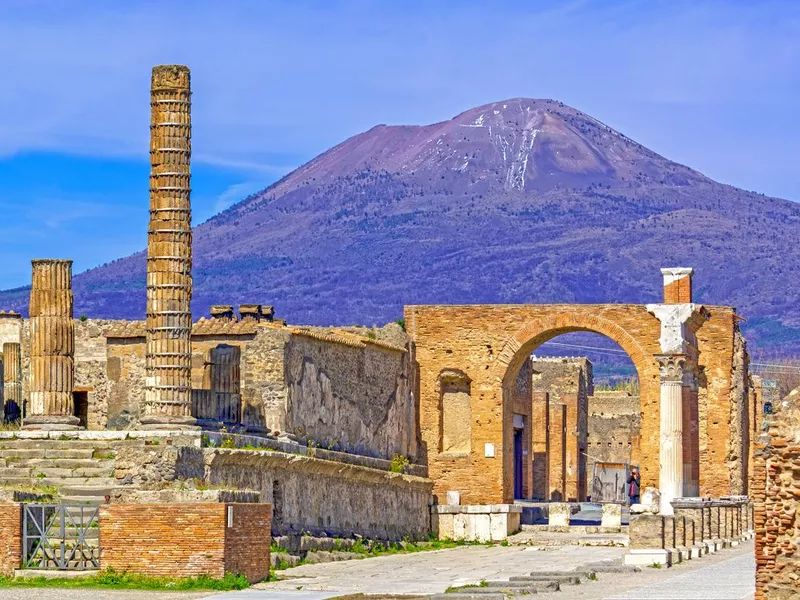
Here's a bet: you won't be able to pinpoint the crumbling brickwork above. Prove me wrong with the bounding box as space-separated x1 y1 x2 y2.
754 388 800 600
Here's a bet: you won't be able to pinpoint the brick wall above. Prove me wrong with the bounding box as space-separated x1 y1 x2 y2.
0 503 21 575
548 403 566 501
100 503 271 583
224 504 272 583
531 391 549 500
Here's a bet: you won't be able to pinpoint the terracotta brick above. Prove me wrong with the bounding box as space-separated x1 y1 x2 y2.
100 503 271 583
0 503 21 576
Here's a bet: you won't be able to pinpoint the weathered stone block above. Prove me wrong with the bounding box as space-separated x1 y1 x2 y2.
548 502 571 527
601 503 622 528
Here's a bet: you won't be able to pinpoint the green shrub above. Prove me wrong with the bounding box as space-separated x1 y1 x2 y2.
390 454 410 473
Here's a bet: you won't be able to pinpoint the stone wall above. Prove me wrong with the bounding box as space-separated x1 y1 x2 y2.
0 503 21 575
102 320 417 462
282 330 414 460
100 502 271 583
753 388 800 600
406 303 747 504
586 391 641 483
203 449 432 540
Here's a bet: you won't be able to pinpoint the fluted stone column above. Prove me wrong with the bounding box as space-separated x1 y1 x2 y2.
656 354 685 515
143 64 196 429
2 343 22 422
25 259 79 430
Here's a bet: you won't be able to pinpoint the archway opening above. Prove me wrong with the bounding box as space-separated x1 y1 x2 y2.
500 326 650 506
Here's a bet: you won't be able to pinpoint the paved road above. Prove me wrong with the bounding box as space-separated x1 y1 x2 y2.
208 541 754 600
0 542 755 600
238 544 623 596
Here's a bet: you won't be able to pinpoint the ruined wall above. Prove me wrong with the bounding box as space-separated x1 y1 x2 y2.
407 303 744 504
729 326 750 495
586 391 641 484
204 450 432 540
283 330 414 461
753 388 800 600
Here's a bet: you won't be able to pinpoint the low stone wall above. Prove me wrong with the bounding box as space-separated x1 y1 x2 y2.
0 503 21 576
100 502 271 583
203 449 433 540
626 496 753 567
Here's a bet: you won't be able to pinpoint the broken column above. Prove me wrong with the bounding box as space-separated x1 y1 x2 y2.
648 267 705 514
2 343 21 422
26 259 79 430
143 64 195 429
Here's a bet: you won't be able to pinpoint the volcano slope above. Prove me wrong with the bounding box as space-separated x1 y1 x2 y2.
2 98 798 352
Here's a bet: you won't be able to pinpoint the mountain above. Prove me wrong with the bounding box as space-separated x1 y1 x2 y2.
2 98 800 353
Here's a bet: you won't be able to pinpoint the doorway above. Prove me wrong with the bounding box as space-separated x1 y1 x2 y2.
513 428 524 499
73 391 88 429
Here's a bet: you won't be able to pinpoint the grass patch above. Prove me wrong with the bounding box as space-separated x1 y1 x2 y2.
271 536 480 571
0 569 249 590
91 450 115 460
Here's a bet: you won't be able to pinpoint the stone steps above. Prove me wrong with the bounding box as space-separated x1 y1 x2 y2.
0 448 97 460
0 458 113 469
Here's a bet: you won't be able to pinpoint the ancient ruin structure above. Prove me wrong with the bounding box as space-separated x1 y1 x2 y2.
144 64 195 428
26 259 78 430
2 342 21 421
0 64 762 583
406 267 751 511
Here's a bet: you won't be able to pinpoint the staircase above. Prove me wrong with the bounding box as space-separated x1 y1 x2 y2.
0 439 118 504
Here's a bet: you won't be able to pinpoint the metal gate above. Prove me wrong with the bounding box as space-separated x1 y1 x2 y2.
23 504 100 570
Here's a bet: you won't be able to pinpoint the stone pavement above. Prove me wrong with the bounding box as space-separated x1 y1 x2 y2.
206 541 755 600
213 544 624 597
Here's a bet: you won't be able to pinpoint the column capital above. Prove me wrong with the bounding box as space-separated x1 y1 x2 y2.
646 303 708 355
655 354 688 383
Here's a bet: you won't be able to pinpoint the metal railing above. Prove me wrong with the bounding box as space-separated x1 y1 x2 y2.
23 504 100 570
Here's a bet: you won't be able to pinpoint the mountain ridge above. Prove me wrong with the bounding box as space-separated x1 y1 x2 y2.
1 97 799 353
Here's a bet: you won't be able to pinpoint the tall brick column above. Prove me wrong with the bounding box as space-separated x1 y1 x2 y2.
2 343 21 422
25 259 79 430
143 64 196 429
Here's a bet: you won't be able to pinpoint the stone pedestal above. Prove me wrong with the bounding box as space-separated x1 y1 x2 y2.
547 502 571 527
2 343 21 421
601 503 622 528
143 64 196 429
25 259 79 430
431 504 521 542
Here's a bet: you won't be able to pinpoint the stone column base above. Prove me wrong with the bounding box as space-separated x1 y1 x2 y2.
140 415 199 430
22 415 82 431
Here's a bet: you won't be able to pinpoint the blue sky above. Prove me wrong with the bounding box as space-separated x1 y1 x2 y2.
1 0 799 289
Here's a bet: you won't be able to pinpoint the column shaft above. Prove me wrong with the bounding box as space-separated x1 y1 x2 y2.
2 343 22 421
657 355 685 514
25 259 79 429
143 64 195 428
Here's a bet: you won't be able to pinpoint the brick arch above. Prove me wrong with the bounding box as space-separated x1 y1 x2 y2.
491 312 658 504
494 313 653 385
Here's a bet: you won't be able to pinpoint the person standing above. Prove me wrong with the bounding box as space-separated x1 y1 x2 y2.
628 467 641 505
